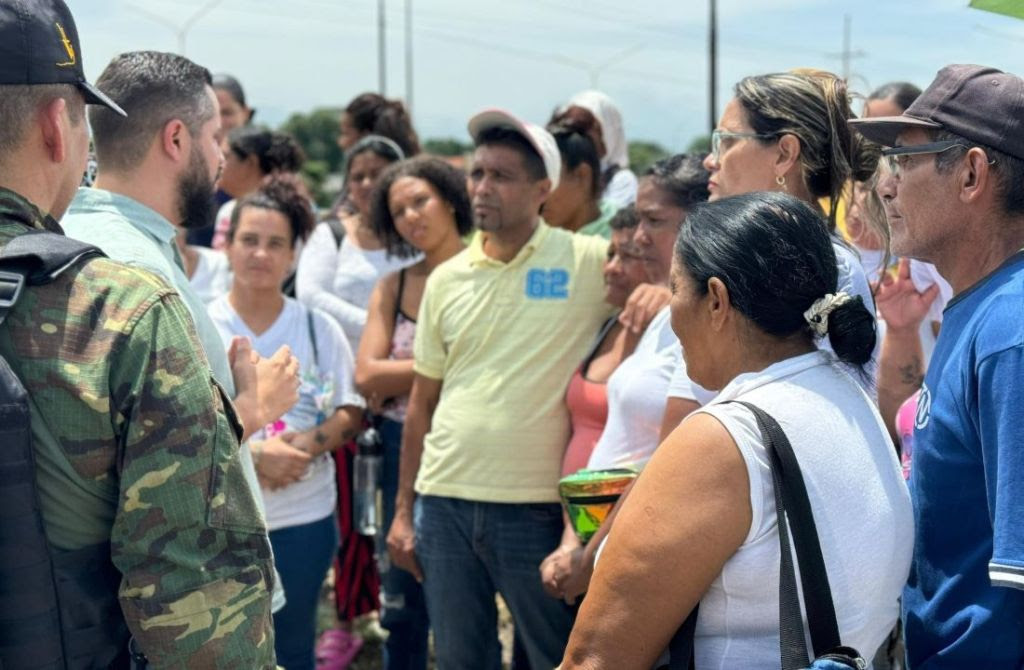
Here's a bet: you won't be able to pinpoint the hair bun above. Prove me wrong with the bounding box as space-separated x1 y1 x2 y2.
825 295 876 366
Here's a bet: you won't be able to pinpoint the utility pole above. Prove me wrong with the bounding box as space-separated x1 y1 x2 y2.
826 14 866 82
841 14 851 81
709 0 718 134
405 0 413 114
378 0 387 94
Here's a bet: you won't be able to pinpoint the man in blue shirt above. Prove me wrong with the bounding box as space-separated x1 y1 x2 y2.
852 65 1024 668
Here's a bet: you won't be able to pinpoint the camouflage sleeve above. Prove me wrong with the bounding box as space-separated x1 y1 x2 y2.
107 291 276 669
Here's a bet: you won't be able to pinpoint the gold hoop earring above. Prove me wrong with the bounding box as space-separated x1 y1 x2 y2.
775 175 786 187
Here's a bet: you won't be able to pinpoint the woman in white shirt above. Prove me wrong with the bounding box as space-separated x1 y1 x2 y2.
562 192 912 669
581 154 710 473
295 135 419 352
541 154 710 605
208 176 364 670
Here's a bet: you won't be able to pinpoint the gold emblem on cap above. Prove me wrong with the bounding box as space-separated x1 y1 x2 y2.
55 23 76 67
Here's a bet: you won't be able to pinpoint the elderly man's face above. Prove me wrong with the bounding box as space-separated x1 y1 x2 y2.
875 128 956 263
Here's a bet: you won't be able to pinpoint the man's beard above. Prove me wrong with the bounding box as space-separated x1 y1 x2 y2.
177 146 217 230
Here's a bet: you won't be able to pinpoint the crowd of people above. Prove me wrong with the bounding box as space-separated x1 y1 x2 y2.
2 1 1024 669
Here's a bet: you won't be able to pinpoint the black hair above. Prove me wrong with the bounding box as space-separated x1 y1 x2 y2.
608 205 638 231
229 173 314 248
549 122 601 195
212 73 255 123
345 135 404 179
644 154 711 209
227 126 305 175
90 51 213 173
369 157 473 258
868 81 921 113
676 191 875 368
474 126 548 182
213 73 247 107
345 92 421 156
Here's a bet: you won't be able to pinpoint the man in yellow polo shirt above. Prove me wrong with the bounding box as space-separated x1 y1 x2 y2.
386 109 612 668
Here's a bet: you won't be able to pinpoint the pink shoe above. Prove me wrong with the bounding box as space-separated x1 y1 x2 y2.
315 629 363 670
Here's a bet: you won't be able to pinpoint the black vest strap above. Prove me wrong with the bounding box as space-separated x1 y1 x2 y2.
0 231 127 669
0 231 103 326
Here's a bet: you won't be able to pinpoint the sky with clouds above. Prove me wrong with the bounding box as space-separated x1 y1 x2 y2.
73 0 1024 150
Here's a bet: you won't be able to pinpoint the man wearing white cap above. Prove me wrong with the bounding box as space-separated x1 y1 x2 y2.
386 109 612 668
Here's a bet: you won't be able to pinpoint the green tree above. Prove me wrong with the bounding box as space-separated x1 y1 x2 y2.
686 134 711 155
280 107 344 208
423 137 472 157
627 140 670 175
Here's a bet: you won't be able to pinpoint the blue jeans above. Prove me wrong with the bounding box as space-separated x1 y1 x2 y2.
414 495 574 670
270 513 339 670
378 418 430 670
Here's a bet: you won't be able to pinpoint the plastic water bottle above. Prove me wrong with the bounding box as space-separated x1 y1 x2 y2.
353 425 383 536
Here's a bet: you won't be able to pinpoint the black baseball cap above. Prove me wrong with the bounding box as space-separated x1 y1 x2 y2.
0 0 126 116
850 64 1024 161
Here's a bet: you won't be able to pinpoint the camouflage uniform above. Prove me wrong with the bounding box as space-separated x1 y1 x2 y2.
0 187 276 668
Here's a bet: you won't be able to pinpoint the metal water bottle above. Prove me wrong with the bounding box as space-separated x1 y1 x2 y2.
353 425 383 536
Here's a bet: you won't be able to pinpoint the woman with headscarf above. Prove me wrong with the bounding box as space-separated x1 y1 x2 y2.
553 90 638 209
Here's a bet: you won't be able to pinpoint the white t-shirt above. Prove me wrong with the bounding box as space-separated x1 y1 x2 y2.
855 247 888 286
587 307 680 470
690 351 913 668
189 246 232 304
295 222 419 352
667 240 878 407
602 168 639 209
909 259 953 324
208 296 364 531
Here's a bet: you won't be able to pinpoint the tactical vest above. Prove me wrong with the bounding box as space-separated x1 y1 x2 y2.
0 231 131 669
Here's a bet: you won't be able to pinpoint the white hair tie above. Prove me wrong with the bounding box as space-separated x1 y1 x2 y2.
803 292 851 337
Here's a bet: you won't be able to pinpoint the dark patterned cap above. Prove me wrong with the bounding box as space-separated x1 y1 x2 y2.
0 0 125 116
850 64 1024 160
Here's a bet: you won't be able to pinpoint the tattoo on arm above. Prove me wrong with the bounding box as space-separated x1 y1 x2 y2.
898 357 924 387
315 429 328 446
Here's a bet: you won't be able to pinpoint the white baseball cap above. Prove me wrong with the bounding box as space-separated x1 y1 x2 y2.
467 108 561 191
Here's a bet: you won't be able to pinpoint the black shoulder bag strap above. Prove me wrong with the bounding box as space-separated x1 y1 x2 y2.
735 400 845 667
307 306 320 369
326 217 347 249
665 400 849 670
0 230 113 669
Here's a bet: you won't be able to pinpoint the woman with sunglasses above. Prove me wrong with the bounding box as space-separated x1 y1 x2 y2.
659 69 882 435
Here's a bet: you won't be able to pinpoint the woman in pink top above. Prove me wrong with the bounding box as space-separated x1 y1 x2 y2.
561 206 650 476
355 157 472 670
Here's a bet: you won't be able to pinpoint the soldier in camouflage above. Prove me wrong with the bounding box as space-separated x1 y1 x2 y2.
0 0 275 666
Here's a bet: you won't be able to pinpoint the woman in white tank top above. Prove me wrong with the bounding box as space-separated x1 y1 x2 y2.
562 192 913 669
